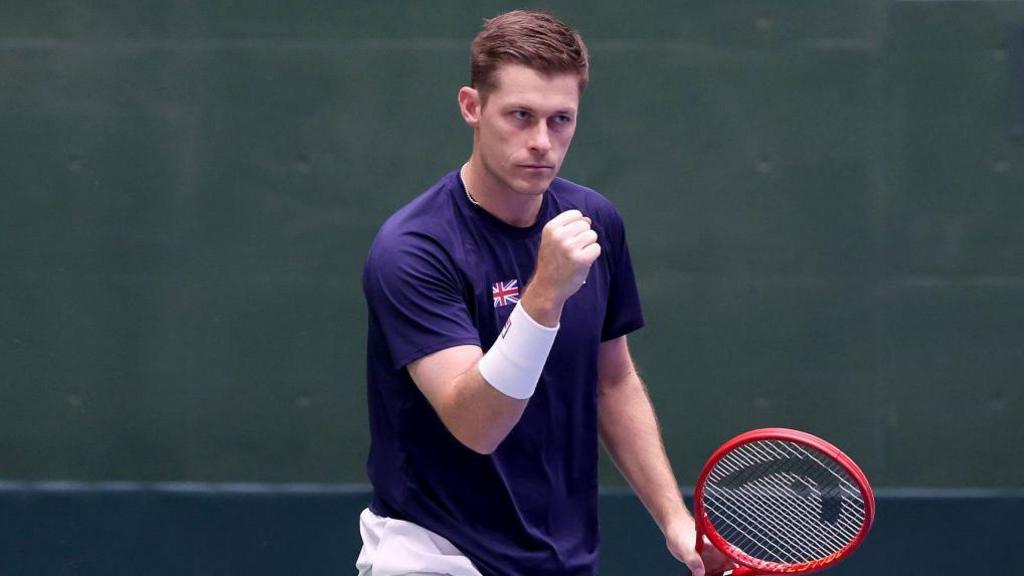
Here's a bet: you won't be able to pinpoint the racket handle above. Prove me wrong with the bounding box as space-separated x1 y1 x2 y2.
696 528 758 576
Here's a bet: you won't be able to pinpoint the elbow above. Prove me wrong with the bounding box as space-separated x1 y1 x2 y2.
456 430 503 455
444 419 506 455
467 441 499 456
432 393 521 455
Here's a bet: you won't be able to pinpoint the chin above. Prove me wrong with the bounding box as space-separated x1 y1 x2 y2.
517 176 556 196
515 184 550 197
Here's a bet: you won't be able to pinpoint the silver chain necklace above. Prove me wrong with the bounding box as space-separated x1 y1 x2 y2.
460 163 481 206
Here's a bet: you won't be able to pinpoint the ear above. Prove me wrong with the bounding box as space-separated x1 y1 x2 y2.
457 86 481 128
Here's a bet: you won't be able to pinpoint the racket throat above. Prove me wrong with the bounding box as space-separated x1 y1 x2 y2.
710 567 758 576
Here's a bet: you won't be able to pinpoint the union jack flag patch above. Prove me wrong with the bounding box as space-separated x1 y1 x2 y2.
491 279 520 308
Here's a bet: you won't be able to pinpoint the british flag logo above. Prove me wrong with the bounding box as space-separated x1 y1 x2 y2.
491 279 520 308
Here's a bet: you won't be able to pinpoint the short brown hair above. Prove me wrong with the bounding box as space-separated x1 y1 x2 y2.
470 10 589 98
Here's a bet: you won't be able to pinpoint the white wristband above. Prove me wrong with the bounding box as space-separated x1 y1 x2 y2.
477 303 559 399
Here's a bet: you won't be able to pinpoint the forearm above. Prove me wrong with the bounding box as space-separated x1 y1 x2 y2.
408 345 528 454
439 288 561 453
445 362 530 454
598 372 693 534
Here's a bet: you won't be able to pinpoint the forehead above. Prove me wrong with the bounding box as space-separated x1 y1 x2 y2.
486 63 580 112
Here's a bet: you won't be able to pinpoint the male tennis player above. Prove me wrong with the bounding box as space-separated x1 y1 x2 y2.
359 10 731 576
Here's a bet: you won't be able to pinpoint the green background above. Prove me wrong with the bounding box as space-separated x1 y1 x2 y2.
2 1 1022 488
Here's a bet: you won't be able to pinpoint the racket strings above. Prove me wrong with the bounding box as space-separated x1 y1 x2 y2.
703 440 868 566
706 477 842 563
711 443 865 550
708 475 847 562
707 442 865 561
771 443 867 535
708 479 836 563
712 473 838 556
704 488 810 564
734 443 865 542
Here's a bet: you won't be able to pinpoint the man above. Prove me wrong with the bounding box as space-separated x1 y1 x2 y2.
359 10 730 576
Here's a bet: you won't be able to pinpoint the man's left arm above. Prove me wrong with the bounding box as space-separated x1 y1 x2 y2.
597 335 729 576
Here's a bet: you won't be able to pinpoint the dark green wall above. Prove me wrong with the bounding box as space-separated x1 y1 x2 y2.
2 1 1022 487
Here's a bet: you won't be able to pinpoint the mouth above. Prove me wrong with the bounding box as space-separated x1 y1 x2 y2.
518 164 554 171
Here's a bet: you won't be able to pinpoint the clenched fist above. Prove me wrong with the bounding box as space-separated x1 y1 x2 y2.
521 210 601 327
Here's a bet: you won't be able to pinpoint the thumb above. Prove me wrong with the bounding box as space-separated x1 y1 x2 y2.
686 555 706 576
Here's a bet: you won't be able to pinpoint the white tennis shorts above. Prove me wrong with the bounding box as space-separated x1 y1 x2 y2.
355 508 483 576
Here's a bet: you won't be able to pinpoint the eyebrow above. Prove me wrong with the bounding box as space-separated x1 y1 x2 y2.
504 104 577 116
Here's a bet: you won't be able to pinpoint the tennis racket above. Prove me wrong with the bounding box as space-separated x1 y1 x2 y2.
694 428 874 576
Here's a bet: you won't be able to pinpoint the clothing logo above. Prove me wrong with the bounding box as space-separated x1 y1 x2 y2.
491 279 520 308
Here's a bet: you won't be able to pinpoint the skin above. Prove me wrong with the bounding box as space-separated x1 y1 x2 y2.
456 63 579 230
406 62 733 575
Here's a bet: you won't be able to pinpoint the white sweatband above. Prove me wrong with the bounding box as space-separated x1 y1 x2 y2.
477 303 559 399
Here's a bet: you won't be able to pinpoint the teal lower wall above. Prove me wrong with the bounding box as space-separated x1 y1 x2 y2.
2 483 1018 575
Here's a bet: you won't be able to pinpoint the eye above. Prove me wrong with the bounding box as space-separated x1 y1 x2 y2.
550 114 575 130
511 110 529 121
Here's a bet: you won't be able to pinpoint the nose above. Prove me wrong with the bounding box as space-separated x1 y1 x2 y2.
528 123 551 156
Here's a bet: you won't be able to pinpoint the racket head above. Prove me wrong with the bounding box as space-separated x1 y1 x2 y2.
693 428 874 575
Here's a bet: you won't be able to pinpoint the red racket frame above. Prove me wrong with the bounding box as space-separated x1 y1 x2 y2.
694 428 875 576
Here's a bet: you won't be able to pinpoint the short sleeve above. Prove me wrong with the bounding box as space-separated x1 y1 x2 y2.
599 207 645 341
363 232 481 369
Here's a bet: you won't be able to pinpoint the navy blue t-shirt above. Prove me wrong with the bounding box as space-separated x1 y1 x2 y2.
362 170 644 575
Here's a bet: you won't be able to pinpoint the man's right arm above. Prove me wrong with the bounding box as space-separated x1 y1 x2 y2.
407 345 527 455
406 209 600 454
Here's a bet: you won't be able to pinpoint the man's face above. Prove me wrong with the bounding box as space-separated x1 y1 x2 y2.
473 64 580 198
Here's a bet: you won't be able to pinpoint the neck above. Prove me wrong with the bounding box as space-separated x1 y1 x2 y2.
461 157 544 228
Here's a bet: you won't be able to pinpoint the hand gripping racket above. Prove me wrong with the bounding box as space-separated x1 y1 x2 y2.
694 428 874 576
